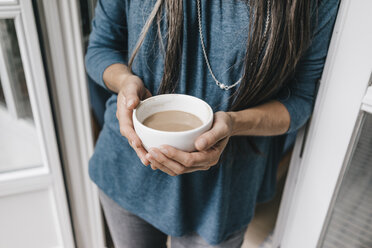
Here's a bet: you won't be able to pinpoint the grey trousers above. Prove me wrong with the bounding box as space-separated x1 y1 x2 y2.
98 189 246 248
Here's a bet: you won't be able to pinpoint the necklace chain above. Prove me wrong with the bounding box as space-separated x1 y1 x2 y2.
196 0 271 91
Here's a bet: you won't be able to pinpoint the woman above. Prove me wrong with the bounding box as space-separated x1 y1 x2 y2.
85 0 339 247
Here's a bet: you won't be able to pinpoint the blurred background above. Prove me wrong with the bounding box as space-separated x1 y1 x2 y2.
0 0 371 247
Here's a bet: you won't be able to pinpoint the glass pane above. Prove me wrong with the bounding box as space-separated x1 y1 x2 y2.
320 114 372 248
0 19 42 173
0 19 33 120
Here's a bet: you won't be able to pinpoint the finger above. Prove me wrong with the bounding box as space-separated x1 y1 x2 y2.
213 136 230 150
159 145 219 167
147 157 177 176
147 148 186 175
117 102 142 148
143 88 152 100
116 92 142 147
147 152 210 175
195 119 230 151
121 81 141 110
132 145 150 166
183 166 211 174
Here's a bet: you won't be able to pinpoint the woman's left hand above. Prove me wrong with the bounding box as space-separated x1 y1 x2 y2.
145 111 234 176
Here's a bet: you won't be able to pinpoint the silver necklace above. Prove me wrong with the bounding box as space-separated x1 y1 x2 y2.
196 0 271 90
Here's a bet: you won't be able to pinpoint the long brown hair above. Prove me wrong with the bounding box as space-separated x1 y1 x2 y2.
128 0 315 111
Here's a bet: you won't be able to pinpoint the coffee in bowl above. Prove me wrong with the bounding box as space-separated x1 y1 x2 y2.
133 94 213 152
142 110 203 132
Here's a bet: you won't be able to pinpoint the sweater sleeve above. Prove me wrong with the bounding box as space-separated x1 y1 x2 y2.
85 0 128 90
276 0 340 134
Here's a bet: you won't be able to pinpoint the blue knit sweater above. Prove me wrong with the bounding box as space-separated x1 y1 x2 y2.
85 0 339 244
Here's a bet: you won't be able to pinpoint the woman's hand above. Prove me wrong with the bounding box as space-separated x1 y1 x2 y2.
145 112 234 176
116 75 152 165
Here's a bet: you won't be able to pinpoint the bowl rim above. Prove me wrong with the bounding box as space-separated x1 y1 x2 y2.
133 94 214 135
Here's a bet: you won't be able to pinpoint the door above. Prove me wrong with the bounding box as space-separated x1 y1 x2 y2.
273 0 372 247
0 0 74 247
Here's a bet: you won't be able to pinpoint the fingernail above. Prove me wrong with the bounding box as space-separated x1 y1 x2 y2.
131 140 136 147
140 159 146 165
160 147 168 155
196 138 207 149
127 99 134 108
149 150 158 159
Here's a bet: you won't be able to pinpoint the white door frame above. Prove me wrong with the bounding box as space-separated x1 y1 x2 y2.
273 0 372 247
35 0 105 247
0 0 75 247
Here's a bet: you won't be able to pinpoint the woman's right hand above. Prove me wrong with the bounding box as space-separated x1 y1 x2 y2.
116 75 152 165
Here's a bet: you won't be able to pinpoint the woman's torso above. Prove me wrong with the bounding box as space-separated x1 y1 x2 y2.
88 0 336 244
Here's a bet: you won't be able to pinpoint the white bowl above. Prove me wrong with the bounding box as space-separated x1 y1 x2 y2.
133 94 213 152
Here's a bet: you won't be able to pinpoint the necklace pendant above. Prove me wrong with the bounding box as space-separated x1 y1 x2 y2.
197 0 269 92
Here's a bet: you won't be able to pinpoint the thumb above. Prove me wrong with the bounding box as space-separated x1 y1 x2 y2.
195 126 227 151
194 113 231 151
121 81 142 110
